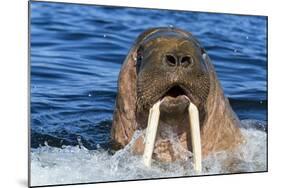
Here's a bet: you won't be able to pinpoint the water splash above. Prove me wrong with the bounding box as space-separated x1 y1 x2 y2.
31 120 267 186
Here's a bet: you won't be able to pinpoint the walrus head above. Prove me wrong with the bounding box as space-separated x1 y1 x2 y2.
111 27 243 165
135 31 210 126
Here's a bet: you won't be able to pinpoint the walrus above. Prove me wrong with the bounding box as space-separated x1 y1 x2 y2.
111 27 244 171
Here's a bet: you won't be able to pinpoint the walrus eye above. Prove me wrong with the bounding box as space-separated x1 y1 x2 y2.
136 46 144 73
180 55 193 66
165 54 177 66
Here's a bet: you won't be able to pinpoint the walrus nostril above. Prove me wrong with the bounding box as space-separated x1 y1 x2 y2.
180 55 193 66
165 54 177 66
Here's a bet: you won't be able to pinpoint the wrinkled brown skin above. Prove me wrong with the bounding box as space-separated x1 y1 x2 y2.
111 27 244 163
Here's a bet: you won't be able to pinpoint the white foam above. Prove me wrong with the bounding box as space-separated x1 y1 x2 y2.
30 121 267 187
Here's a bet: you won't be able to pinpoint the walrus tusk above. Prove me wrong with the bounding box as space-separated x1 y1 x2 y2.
143 100 161 167
143 100 202 172
188 102 202 174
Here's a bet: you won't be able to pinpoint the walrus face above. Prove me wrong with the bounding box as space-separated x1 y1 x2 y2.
136 37 210 120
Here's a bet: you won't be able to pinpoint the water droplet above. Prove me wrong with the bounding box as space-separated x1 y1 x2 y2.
169 24 174 28
96 144 101 149
44 141 49 147
103 34 106 38
88 93 92 97
77 136 81 142
77 136 83 148
246 36 249 39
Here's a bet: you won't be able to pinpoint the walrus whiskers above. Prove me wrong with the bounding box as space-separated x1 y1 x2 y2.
188 102 202 174
143 100 161 167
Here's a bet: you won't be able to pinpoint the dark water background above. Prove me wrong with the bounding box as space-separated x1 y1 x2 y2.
30 2 267 150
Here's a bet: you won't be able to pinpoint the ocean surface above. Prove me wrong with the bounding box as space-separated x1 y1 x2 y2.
30 2 267 187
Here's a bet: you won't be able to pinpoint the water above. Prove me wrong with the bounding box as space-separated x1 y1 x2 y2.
31 126 266 186
30 2 267 187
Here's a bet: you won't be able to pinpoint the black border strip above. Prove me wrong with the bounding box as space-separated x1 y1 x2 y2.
28 1 269 187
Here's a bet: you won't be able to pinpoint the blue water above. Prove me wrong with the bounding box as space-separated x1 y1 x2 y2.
30 2 267 151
